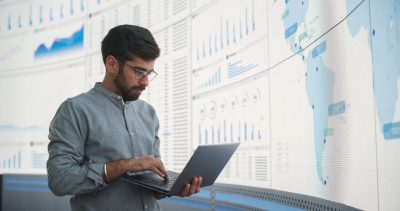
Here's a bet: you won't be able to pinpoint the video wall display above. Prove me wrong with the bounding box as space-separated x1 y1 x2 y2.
1 0 399 210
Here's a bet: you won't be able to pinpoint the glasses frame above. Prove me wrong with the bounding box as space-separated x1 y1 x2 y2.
124 62 158 81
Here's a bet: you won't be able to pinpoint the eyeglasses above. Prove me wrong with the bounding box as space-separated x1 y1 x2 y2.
125 63 158 81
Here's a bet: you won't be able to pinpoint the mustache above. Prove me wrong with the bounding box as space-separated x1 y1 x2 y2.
130 86 146 91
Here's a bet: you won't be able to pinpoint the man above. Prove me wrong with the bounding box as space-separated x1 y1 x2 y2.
47 25 201 211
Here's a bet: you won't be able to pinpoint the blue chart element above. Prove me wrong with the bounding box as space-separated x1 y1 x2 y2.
244 123 247 141
196 0 256 61
227 61 258 78
238 122 241 142
8 15 11 30
312 41 327 58
205 129 208 144
29 5 33 26
70 0 74 14
60 4 64 18
252 0 255 31
201 66 222 88
224 120 227 142
2 151 21 169
218 126 221 143
18 16 22 28
230 123 233 142
199 122 262 144
39 5 43 23
285 22 298 39
251 125 254 140
81 0 85 12
212 126 215 143
329 101 346 116
226 20 230 46
384 122 400 140
34 26 84 58
32 152 47 169
49 8 54 21
198 125 202 144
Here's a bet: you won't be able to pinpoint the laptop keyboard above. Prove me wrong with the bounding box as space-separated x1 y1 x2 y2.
154 175 176 189
123 170 181 192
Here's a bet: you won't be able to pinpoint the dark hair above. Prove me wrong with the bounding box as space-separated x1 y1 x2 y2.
101 25 160 64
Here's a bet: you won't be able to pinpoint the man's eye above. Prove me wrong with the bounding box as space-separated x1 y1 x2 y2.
136 69 146 74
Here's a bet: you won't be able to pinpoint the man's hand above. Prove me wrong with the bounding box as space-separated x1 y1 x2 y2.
130 156 168 179
104 156 168 183
174 176 202 197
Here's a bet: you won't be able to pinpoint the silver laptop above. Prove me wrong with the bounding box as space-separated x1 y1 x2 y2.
120 143 240 196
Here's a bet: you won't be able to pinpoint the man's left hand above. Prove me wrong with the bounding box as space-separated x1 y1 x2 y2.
174 176 202 197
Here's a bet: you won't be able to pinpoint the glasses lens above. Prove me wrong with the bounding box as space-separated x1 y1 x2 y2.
128 64 157 81
148 71 157 81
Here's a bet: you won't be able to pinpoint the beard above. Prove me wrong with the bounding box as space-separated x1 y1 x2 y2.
113 70 146 101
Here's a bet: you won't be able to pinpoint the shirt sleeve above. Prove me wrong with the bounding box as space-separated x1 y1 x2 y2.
47 99 106 196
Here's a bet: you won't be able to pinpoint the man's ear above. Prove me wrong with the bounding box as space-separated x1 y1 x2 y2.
105 55 120 75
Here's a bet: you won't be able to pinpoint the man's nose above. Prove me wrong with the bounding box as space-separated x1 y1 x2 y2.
139 75 149 86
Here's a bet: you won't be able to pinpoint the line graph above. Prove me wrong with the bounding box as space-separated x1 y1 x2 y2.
34 25 84 59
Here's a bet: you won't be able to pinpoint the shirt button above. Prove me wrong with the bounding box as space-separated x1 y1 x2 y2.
130 132 134 136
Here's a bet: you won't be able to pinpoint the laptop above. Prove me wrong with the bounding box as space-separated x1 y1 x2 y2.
120 143 240 196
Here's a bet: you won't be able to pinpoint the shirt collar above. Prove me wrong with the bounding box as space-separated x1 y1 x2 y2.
93 82 126 106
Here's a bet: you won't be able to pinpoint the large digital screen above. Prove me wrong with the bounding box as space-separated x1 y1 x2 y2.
0 0 399 210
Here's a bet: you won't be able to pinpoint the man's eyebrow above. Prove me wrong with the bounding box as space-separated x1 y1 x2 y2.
126 64 154 72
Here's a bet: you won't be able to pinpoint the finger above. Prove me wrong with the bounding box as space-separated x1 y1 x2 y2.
180 183 190 197
150 167 165 178
154 159 169 180
189 177 199 194
195 177 202 193
158 166 168 180
164 173 169 181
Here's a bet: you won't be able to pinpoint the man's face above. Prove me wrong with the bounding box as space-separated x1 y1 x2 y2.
113 57 155 101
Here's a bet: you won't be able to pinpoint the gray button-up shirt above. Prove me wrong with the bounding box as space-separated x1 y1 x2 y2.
47 82 162 211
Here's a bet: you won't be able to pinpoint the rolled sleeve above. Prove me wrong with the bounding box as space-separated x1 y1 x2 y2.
87 162 105 185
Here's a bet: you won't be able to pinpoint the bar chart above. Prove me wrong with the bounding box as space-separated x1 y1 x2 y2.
191 0 268 96
192 41 267 95
192 0 262 64
1 151 21 170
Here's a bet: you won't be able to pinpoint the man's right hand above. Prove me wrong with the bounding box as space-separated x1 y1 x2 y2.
128 156 168 179
103 156 168 183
